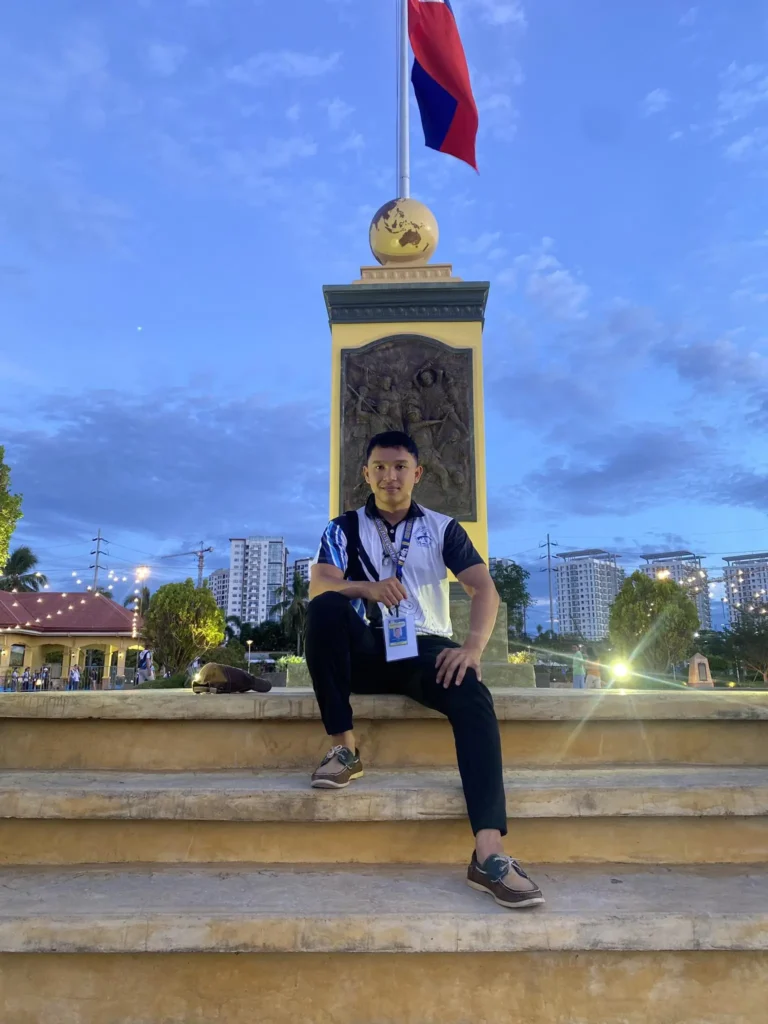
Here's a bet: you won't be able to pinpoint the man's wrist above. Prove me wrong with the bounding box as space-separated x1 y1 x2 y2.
463 635 486 655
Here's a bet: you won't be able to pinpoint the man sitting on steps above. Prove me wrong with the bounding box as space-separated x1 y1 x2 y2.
305 430 544 910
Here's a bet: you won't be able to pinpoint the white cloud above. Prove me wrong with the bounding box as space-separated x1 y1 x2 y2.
679 7 698 27
226 50 340 87
473 63 523 142
724 131 765 161
502 238 590 320
145 42 187 77
458 231 503 256
339 132 364 153
221 136 318 176
325 97 354 130
717 62 768 126
640 88 671 117
467 0 527 28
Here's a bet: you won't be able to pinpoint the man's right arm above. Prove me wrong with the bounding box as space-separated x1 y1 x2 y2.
309 563 408 609
309 563 373 602
311 519 408 608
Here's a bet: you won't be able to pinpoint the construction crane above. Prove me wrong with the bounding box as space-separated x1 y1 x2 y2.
162 542 214 589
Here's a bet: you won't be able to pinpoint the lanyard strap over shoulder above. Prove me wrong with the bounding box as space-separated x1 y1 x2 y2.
373 516 415 582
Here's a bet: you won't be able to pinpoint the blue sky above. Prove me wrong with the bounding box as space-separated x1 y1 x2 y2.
1 0 767 628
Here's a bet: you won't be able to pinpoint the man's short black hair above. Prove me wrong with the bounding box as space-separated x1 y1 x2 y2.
366 431 420 462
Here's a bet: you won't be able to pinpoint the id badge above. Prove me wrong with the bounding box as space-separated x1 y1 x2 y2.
384 612 418 662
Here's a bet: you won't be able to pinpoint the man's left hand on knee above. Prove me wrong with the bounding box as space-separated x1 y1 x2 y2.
435 643 483 688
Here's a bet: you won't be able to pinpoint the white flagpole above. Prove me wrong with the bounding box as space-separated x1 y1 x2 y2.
398 0 411 198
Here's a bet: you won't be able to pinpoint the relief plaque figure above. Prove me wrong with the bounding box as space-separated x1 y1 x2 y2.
340 335 476 519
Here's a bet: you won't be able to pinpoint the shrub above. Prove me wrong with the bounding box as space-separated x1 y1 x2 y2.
508 651 536 664
137 673 190 689
276 655 305 671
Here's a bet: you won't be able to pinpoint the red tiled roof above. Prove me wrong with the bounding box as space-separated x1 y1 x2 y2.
0 592 136 634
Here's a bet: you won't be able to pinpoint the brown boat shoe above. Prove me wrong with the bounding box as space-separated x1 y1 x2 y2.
467 852 545 909
311 745 364 789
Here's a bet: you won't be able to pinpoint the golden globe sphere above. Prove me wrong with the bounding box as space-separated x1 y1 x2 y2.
369 197 439 266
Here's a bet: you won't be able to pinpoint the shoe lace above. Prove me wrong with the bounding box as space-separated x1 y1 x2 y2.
484 855 531 885
320 744 347 767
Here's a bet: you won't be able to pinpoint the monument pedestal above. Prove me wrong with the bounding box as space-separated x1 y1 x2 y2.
324 271 490 561
449 583 535 687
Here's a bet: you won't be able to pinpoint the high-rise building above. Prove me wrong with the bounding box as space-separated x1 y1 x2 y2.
291 557 312 586
489 557 513 572
723 553 768 625
227 537 289 625
639 551 712 629
555 549 624 640
205 568 230 612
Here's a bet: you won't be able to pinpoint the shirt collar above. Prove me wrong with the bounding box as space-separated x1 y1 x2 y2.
364 493 425 521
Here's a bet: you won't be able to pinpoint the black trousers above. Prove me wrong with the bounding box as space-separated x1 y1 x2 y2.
305 592 507 837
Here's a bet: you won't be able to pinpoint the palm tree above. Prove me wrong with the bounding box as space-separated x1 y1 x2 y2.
270 572 310 655
225 615 243 642
124 586 151 615
0 547 48 592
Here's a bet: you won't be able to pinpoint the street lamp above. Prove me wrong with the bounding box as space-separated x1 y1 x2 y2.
246 639 253 669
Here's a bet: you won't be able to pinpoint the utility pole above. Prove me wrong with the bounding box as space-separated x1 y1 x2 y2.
90 529 109 590
162 542 214 589
539 534 558 636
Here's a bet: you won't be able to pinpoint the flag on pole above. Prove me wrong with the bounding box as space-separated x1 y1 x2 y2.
408 0 479 171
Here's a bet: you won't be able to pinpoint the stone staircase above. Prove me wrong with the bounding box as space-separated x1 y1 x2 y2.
0 688 767 1024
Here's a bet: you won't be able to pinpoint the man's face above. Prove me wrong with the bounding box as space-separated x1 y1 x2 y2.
363 446 423 505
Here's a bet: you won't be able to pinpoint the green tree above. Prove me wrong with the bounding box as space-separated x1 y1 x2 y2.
225 615 243 642
124 586 151 615
141 579 225 675
489 560 532 636
727 613 768 684
200 640 248 669
270 571 310 655
0 448 23 572
694 629 734 677
609 571 699 673
0 546 48 592
248 620 291 651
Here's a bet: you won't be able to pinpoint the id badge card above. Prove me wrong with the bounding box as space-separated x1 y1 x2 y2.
384 611 418 662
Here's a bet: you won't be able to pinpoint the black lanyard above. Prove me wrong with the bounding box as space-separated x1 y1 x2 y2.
373 515 415 589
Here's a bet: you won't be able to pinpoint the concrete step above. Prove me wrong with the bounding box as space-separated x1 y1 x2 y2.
2 689 767 771
1 862 766 952
2 864 766 1024
1 768 767 865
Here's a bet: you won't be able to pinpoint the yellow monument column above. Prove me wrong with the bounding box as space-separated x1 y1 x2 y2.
323 197 490 560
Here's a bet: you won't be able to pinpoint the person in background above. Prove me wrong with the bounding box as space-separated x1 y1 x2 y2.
22 668 31 691
68 664 81 691
572 645 586 690
136 648 153 684
10 668 19 690
585 648 602 689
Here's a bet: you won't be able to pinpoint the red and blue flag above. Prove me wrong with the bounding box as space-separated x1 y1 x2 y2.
408 0 479 171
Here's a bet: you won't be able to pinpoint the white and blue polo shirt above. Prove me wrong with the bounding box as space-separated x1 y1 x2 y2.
316 494 484 639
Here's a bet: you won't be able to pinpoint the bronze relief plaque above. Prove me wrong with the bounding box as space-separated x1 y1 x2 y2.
340 335 476 519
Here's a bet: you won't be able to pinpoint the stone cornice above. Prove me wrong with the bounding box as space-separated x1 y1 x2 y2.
323 281 490 325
